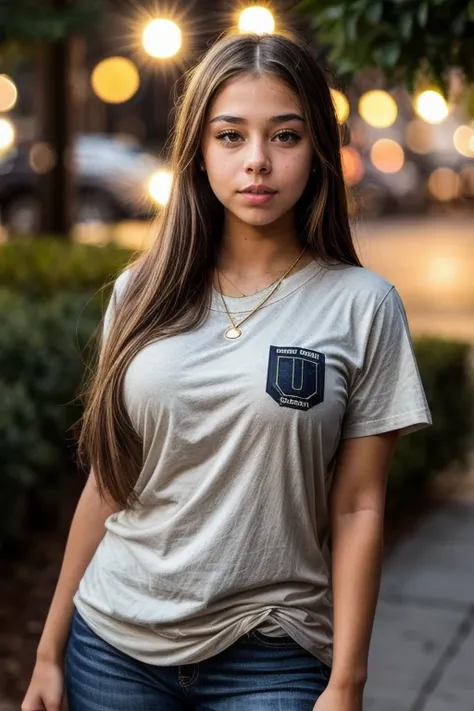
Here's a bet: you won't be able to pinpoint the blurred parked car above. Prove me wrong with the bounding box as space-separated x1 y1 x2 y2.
0 134 162 233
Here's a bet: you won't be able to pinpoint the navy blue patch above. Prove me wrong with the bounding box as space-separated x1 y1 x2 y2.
266 346 325 411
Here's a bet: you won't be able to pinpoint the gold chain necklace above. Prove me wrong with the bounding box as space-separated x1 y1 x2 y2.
217 269 282 298
217 246 307 340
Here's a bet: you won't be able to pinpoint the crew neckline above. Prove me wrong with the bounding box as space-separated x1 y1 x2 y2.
210 258 324 313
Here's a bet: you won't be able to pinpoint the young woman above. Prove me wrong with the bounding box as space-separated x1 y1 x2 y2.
22 30 432 711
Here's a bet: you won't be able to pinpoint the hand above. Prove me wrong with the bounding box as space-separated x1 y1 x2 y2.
313 683 364 711
21 659 64 711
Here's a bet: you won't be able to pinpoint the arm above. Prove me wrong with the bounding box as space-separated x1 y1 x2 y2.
325 432 399 695
36 470 118 663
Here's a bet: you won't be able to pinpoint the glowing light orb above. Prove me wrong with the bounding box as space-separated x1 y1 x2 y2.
142 19 182 58
415 91 449 124
331 89 350 124
91 57 140 104
370 139 404 173
149 170 173 205
0 75 17 112
238 7 275 34
359 90 398 128
0 118 15 153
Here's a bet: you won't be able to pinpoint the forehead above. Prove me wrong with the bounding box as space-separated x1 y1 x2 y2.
208 73 302 117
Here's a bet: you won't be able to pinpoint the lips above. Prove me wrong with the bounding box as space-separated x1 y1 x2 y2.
242 189 275 194
239 184 277 194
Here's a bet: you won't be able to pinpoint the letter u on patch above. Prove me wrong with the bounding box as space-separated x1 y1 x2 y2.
266 345 325 411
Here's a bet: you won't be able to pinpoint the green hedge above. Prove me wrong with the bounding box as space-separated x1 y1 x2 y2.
0 239 473 551
386 337 474 515
0 239 134 551
0 237 133 298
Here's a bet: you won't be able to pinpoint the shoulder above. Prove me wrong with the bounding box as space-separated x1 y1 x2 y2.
321 261 396 311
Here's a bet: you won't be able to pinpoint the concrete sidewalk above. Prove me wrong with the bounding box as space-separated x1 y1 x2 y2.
365 501 474 711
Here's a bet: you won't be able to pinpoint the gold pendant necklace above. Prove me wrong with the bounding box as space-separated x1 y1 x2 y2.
216 246 307 340
218 269 282 298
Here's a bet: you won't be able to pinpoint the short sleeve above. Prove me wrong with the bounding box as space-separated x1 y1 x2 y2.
340 286 432 439
101 268 131 347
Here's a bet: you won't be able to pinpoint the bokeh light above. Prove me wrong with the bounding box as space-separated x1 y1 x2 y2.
341 146 364 185
427 256 461 288
0 75 17 112
414 90 449 124
428 168 460 201
238 6 275 34
142 19 182 58
0 117 15 153
331 89 350 124
453 125 474 158
149 170 173 205
91 57 140 104
358 90 398 128
405 120 433 154
370 139 405 173
29 142 56 174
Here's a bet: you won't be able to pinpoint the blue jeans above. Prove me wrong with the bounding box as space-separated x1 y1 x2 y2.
65 608 331 710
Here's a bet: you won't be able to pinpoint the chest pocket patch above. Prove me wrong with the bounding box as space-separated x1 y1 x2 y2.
266 345 325 411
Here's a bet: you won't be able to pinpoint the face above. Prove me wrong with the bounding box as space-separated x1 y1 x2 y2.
200 73 314 228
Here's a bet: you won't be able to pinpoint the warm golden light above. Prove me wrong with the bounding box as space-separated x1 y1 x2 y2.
341 146 364 185
405 120 433 154
453 125 474 158
91 57 140 104
0 75 17 112
142 19 182 58
428 168 459 201
0 117 15 153
238 6 275 34
149 170 173 205
331 89 350 124
370 139 404 173
414 90 449 124
358 90 398 128
427 257 460 288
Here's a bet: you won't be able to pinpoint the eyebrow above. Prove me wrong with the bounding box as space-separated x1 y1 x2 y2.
209 113 305 125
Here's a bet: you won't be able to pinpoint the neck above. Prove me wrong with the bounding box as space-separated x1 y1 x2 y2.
218 210 305 276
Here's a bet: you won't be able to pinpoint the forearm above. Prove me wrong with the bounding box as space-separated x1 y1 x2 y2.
329 509 384 690
36 473 117 664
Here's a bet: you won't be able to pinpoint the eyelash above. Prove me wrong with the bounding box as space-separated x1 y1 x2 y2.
215 130 301 145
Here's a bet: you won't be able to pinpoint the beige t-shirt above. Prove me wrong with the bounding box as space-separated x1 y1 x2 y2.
74 258 432 667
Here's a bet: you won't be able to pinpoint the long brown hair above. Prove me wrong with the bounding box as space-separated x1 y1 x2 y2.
76 29 362 509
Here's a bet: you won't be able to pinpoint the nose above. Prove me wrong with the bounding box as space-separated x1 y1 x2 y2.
244 140 272 174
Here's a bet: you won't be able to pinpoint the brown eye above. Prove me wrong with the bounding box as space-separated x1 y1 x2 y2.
216 131 241 143
274 131 301 144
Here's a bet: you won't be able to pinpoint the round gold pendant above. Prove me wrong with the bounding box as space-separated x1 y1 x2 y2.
225 326 242 340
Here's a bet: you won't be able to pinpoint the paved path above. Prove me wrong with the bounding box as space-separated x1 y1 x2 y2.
366 498 474 711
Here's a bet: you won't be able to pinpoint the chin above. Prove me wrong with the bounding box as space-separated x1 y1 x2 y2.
231 209 286 227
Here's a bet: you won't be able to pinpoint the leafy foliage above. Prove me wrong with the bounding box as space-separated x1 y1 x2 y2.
296 0 474 93
0 0 108 42
0 0 108 67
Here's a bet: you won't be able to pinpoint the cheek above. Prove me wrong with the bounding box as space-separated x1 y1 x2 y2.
282 157 312 191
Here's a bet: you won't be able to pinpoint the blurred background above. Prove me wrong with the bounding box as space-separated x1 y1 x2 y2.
1 2 474 710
